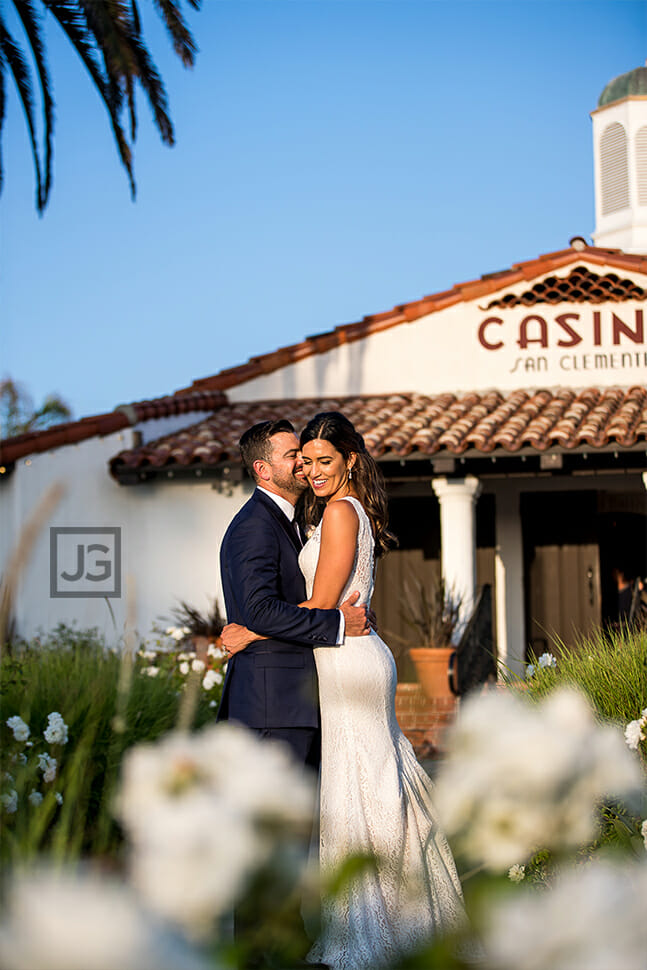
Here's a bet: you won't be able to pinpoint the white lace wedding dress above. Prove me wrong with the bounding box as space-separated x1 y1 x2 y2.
299 497 467 970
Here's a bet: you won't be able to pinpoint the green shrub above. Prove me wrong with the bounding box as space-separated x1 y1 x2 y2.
0 624 220 865
508 625 647 876
517 625 647 736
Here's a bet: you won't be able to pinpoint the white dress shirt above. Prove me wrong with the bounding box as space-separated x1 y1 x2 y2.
257 486 344 643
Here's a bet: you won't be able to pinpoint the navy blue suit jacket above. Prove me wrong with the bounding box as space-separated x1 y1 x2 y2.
217 488 340 729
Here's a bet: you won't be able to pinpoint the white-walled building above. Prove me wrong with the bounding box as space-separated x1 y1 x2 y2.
1 66 646 678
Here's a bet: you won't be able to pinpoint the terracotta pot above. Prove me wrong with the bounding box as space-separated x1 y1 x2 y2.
192 635 222 665
408 646 455 701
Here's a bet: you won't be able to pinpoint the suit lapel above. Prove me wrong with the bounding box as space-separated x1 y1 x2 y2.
254 489 302 554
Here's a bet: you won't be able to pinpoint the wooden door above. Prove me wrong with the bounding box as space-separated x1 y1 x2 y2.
373 548 440 680
527 543 601 655
373 546 497 679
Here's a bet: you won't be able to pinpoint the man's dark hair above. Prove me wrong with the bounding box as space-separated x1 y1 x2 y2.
239 419 295 482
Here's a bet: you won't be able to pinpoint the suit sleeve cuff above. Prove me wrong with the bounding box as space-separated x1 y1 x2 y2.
336 611 345 644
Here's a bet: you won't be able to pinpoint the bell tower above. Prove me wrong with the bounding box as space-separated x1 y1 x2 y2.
592 65 647 253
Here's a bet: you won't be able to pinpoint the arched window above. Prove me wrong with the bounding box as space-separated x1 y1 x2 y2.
600 122 629 214
636 126 647 206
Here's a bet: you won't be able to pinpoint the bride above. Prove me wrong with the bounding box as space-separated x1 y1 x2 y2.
226 411 466 969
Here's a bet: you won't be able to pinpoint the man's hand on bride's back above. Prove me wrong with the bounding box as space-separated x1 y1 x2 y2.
340 591 370 637
222 623 263 656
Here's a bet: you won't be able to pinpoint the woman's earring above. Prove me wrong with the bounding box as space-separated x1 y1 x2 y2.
348 467 353 481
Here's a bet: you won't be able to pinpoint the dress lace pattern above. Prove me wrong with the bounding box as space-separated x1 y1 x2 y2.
299 497 466 970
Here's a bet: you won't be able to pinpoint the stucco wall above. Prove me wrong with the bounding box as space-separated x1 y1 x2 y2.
227 292 647 401
0 429 250 645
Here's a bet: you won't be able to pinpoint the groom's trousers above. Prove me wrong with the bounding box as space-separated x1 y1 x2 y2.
252 726 321 773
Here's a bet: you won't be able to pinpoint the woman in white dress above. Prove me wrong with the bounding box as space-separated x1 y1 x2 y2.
227 412 466 969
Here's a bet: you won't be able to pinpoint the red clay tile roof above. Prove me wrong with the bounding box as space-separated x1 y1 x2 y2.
179 246 647 395
0 390 226 466
110 386 647 477
4 245 647 470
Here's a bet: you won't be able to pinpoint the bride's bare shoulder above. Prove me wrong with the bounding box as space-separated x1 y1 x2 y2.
321 498 360 531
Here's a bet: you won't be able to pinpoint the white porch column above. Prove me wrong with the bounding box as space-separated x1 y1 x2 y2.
494 484 525 680
431 476 481 642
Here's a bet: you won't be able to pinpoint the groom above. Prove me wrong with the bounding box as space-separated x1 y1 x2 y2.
217 418 370 770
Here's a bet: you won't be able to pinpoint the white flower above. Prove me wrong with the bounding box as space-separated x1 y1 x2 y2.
129 808 262 938
641 819 647 852
209 700 218 708
482 859 647 970
4 772 14 784
176 652 192 662
525 664 535 678
0 868 212 970
207 642 225 660
11 753 27 766
55 792 64 806
179 662 190 676
38 754 58 784
6 716 30 743
624 720 644 751
1 790 18 814
202 669 222 691
28 790 43 806
537 652 557 669
434 687 643 871
191 658 205 673
116 723 315 936
138 650 157 661
166 627 186 642
44 712 69 746
143 666 160 678
508 864 525 883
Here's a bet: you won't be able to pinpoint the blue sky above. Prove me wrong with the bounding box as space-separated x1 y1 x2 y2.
2 0 645 421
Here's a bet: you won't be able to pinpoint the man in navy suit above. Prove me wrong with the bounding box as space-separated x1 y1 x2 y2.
218 418 370 770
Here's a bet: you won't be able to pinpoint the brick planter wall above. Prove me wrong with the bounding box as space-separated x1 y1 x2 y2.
395 683 457 758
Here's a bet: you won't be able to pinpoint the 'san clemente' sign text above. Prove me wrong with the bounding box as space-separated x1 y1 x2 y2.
476 306 646 377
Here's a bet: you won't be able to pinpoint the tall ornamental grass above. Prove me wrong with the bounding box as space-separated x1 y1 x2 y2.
0 624 219 865
506 624 647 874
518 625 647 736
0 623 646 969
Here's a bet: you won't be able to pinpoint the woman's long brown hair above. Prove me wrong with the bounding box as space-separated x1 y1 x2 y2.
299 412 398 558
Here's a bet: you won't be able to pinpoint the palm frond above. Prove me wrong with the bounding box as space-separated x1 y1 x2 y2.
0 19 44 210
14 0 54 205
82 0 174 144
0 379 32 438
78 0 139 139
152 0 199 67
0 32 6 197
29 395 72 431
43 1 117 105
129 0 142 35
125 30 173 143
43 0 135 196
0 380 70 437
3 0 200 208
